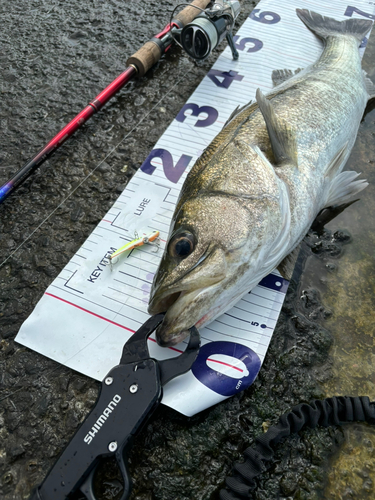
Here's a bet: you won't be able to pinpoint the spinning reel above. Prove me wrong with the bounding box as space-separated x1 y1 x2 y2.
172 0 241 61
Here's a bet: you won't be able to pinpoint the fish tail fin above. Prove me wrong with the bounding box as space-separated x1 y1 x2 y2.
296 9 373 44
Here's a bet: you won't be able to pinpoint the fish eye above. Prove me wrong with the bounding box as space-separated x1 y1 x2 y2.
168 231 195 259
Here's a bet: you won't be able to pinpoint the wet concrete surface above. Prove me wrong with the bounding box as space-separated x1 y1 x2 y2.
0 1 375 499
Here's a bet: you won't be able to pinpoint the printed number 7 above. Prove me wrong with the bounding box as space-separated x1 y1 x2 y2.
344 6 375 20
344 6 374 48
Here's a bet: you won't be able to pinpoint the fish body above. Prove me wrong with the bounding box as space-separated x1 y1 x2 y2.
148 10 375 346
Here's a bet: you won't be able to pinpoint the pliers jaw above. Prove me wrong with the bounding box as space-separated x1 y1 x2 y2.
30 314 200 500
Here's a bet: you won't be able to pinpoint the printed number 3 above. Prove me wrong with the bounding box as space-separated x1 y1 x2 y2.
176 103 218 127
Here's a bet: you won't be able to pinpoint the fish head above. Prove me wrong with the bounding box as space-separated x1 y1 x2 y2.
148 189 276 346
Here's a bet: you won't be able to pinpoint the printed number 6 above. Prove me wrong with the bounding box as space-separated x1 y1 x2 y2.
249 9 281 24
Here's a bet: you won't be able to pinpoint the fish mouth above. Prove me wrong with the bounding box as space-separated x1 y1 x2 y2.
155 324 191 347
148 287 204 347
148 290 182 315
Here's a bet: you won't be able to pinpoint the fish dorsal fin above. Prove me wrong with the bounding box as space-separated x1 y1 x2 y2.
272 68 303 87
256 88 298 166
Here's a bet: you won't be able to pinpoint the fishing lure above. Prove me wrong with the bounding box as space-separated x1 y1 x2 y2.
110 230 160 266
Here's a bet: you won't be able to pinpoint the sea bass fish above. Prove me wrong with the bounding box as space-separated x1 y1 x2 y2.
148 9 375 346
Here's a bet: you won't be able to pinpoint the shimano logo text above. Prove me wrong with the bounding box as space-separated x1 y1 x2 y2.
84 394 121 445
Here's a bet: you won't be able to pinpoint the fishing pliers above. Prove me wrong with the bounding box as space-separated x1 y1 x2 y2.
29 313 200 500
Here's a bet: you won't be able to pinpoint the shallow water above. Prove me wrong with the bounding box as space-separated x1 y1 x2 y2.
293 30 375 498
0 1 375 499
319 33 375 498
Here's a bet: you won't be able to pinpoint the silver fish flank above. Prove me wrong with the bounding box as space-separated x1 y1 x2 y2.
148 9 375 346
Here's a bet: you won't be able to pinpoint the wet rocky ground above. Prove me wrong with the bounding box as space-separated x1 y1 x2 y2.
1 1 375 499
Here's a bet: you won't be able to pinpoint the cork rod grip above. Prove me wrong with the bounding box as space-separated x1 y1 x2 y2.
127 42 162 78
174 0 211 26
127 0 211 77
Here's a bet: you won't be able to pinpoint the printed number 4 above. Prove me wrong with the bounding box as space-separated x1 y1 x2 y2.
207 70 244 89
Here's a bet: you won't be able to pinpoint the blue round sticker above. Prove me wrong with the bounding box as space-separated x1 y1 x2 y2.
192 341 262 396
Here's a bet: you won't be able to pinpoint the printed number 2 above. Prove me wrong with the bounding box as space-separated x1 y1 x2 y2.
249 9 281 24
344 6 375 20
140 149 192 184
176 103 218 127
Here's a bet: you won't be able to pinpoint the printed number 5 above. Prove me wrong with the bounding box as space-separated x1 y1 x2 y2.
233 36 263 53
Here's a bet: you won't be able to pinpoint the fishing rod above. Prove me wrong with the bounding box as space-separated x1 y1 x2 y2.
0 0 240 205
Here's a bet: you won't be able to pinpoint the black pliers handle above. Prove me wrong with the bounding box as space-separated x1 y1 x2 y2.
29 313 200 500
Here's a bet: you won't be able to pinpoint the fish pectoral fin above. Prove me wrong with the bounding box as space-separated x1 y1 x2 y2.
256 88 298 166
363 71 375 100
277 243 301 281
324 142 349 179
325 171 368 207
272 68 303 87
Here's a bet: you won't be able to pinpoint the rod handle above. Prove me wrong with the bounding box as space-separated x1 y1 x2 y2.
174 0 210 26
127 41 162 78
127 0 211 77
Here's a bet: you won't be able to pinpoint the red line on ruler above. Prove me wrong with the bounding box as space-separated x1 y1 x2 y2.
207 359 243 373
148 337 183 353
45 292 135 333
45 293 245 371
150 338 243 372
